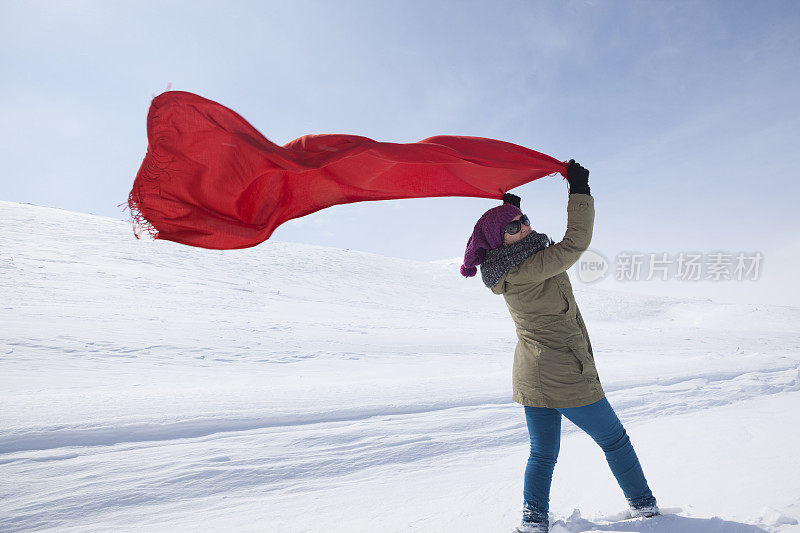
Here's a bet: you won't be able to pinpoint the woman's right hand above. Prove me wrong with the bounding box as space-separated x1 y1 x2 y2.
567 159 590 195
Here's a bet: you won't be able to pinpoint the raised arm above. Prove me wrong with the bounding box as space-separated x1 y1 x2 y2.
507 160 594 284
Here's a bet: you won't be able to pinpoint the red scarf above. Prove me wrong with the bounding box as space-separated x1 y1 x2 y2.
128 91 568 249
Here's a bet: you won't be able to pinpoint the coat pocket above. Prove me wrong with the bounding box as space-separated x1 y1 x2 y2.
569 344 597 379
535 345 585 389
555 281 577 320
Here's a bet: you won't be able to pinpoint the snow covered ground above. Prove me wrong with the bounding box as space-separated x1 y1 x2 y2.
1 199 799 532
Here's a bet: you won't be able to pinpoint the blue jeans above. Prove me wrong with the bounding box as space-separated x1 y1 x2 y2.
522 397 657 523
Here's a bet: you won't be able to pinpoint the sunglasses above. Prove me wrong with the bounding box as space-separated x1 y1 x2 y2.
505 214 531 235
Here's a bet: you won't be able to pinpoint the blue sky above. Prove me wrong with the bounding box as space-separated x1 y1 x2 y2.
1 1 799 304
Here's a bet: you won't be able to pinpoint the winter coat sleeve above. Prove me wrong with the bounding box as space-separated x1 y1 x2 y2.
508 193 594 284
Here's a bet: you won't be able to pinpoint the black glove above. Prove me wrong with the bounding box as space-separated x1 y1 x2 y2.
567 159 591 195
502 192 521 208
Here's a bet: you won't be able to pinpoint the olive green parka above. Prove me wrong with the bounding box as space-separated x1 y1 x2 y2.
490 193 605 408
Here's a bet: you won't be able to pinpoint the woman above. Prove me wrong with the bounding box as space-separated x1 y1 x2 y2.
460 160 659 533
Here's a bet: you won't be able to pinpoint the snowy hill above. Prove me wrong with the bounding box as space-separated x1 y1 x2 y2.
1 200 799 532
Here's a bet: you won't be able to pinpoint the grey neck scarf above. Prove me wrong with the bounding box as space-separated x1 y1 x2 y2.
480 230 553 288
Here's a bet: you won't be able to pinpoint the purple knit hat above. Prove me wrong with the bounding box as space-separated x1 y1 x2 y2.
460 203 523 277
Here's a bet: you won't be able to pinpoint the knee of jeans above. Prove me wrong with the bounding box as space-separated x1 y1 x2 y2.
596 425 630 452
529 450 559 464
529 442 560 461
